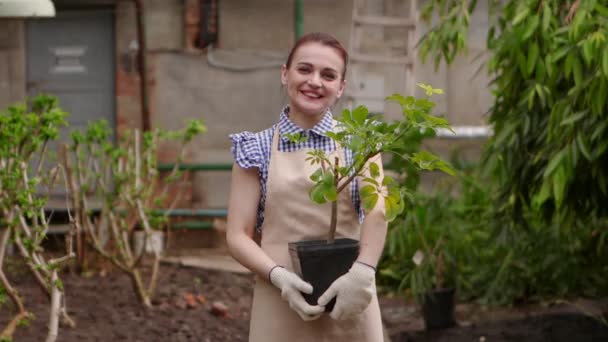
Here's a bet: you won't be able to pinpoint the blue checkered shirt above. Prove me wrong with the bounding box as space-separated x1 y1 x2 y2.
229 107 363 232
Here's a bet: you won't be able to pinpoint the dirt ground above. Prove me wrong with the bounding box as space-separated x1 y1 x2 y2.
1 257 608 342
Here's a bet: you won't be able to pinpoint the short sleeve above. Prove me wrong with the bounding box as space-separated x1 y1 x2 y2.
229 131 263 169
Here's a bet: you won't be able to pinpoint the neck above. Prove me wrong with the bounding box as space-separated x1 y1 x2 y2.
287 107 327 129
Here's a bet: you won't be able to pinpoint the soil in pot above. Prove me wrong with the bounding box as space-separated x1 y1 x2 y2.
288 238 359 311
422 287 456 330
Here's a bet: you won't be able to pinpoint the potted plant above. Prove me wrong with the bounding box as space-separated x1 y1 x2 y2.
287 84 455 309
411 236 456 330
382 190 458 330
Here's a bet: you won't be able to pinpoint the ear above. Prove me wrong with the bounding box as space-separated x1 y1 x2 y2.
281 64 288 86
336 79 346 99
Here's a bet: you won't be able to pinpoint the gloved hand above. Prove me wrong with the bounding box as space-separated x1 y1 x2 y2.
269 266 325 321
317 261 376 320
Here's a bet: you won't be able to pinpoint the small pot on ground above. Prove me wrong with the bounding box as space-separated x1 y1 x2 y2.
421 287 456 330
133 230 165 257
289 238 359 311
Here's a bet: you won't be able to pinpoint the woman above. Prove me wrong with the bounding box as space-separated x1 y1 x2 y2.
227 32 387 342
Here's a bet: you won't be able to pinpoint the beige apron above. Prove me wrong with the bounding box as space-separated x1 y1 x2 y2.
248 123 384 342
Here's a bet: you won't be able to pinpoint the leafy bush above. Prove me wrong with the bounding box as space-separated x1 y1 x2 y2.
380 0 608 308
379 160 608 306
0 95 75 341
63 119 206 307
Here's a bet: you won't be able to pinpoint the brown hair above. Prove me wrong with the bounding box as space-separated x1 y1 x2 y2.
285 32 349 80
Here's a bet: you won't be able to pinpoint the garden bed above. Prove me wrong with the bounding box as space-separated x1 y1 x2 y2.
1 258 607 342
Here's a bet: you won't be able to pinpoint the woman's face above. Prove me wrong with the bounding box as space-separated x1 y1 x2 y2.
281 42 346 119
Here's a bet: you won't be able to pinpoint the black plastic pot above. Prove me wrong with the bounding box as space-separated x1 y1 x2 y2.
421 287 456 330
288 238 359 312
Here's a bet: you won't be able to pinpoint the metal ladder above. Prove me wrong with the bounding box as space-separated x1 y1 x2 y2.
345 0 492 139
345 0 418 115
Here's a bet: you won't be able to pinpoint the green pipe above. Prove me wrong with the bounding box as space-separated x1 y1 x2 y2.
157 163 233 172
295 0 303 41
152 208 228 217
170 221 214 230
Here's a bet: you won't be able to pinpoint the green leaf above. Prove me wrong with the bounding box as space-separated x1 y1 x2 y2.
551 46 570 63
545 55 554 77
384 196 403 222
582 40 594 66
340 108 354 125
360 184 379 212
362 192 379 212
352 105 368 125
512 7 530 26
560 110 587 126
535 84 546 108
360 184 376 197
417 83 435 96
422 114 453 130
349 135 364 152
309 168 323 182
603 45 608 77
410 151 456 175
564 51 575 78
323 183 338 202
572 55 583 87
385 94 407 106
362 176 379 187
521 15 539 41
321 170 334 186
527 43 539 76
310 184 327 204
542 4 551 32
325 131 340 141
517 51 528 76
544 148 567 177
552 165 567 208
576 134 592 161
369 162 380 179
53 279 64 291
533 179 552 208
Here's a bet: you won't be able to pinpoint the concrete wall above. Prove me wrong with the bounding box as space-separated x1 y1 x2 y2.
149 0 357 208
0 21 26 110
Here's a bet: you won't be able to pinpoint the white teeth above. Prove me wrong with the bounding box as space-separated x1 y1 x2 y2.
302 91 321 99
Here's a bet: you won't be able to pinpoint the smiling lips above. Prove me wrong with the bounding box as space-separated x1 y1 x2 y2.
301 90 322 99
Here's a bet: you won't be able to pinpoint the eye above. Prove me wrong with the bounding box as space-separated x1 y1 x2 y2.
322 72 337 81
297 66 311 74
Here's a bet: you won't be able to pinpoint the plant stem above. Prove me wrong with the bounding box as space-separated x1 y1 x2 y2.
336 152 380 194
436 252 445 289
130 269 152 308
45 271 61 342
0 311 29 341
328 156 340 243
147 254 161 298
0 227 30 340
13 234 51 297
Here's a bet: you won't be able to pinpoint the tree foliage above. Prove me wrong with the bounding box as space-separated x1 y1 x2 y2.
420 0 608 222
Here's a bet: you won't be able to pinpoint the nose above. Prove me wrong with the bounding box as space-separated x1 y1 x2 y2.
307 73 322 88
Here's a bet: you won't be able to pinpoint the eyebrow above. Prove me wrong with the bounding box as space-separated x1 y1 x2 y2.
295 62 338 74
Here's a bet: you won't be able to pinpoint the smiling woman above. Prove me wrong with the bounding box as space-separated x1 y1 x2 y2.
280 42 346 129
226 32 386 342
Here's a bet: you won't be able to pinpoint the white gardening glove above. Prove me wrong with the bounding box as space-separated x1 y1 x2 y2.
317 261 376 320
269 266 325 321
